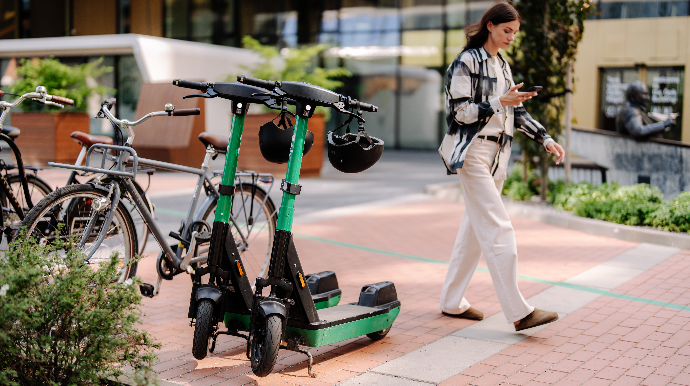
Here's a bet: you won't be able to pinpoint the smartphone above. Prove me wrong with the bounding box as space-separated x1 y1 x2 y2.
525 86 543 93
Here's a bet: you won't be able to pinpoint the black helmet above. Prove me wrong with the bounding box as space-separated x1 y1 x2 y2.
258 112 314 164
327 126 383 173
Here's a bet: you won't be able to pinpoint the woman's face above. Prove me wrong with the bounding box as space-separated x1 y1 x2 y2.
487 20 520 50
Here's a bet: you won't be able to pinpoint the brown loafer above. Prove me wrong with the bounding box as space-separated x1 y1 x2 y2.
515 308 559 331
442 307 484 321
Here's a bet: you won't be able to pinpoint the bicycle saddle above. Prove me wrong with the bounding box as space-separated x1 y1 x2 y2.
1 126 20 138
70 131 114 148
198 132 228 153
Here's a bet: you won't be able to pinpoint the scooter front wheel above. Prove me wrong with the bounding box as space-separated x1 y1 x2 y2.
192 299 215 360
250 314 282 377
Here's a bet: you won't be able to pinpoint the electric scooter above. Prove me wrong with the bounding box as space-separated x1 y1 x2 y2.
233 76 400 378
170 80 342 360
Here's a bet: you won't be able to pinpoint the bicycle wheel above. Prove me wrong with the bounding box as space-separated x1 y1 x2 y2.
201 183 276 287
94 176 151 256
250 314 282 377
3 173 52 228
192 299 215 360
21 183 138 282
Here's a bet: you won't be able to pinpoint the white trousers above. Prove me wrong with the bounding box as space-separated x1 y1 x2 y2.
439 139 534 323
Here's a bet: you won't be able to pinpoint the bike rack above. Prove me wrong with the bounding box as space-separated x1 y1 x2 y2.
48 144 139 179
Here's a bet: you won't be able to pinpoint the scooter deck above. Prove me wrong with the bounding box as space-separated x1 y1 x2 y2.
286 301 400 347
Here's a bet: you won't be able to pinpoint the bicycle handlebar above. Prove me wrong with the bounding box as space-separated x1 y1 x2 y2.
172 79 210 91
237 75 277 90
172 108 201 116
50 95 74 106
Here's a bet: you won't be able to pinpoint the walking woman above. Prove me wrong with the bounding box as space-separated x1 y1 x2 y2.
439 2 565 331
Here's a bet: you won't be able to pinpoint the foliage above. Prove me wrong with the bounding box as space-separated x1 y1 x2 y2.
230 36 351 118
0 234 159 385
647 191 690 233
507 0 593 199
502 162 553 201
504 171 689 233
9 57 113 113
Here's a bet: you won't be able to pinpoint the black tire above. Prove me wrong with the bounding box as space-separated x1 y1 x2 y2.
366 326 392 341
20 183 138 282
250 314 282 377
2 173 52 230
94 176 151 256
202 184 276 287
192 299 215 360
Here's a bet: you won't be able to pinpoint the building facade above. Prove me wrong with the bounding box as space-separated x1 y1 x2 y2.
2 0 690 148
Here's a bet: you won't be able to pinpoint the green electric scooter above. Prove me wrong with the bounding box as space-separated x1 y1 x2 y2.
170 80 342 360
230 76 401 378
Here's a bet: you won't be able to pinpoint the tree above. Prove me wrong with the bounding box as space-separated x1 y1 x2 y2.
507 0 593 199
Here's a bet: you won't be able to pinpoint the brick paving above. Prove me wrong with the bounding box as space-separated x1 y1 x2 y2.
134 194 649 385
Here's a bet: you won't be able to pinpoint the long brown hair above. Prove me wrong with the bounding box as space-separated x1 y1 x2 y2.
462 2 521 53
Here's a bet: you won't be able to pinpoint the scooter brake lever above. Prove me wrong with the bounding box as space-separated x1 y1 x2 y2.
183 93 213 99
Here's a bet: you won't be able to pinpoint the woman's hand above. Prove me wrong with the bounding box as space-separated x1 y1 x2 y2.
499 83 537 107
546 141 565 164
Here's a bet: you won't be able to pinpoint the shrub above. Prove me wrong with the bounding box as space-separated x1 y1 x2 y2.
647 191 690 233
9 57 113 113
502 163 542 200
0 235 158 385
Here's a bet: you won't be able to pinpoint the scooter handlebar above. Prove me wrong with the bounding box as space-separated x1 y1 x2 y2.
172 79 210 91
172 108 201 116
237 75 277 90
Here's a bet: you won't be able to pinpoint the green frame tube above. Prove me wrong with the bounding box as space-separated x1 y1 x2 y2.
215 113 245 223
276 114 309 231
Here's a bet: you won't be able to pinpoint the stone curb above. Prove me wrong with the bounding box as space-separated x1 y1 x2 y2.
424 182 690 250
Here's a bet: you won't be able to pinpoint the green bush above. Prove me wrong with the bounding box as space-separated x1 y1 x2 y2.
502 163 553 201
0 235 158 385
647 191 690 233
10 57 113 112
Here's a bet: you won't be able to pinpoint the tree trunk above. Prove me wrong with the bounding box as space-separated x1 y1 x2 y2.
540 153 548 201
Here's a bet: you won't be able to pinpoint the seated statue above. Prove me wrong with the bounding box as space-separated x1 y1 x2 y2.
615 80 675 140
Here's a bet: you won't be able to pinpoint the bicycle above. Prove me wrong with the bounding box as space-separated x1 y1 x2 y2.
0 87 74 243
20 99 278 292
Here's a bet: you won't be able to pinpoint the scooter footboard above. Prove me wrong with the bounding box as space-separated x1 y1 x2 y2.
285 302 401 347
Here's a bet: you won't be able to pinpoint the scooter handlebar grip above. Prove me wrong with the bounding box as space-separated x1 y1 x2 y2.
51 95 75 106
358 101 378 112
172 108 201 116
172 79 208 91
237 75 276 90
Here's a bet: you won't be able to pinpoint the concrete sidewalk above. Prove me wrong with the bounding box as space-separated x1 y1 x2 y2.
134 188 690 386
26 151 690 385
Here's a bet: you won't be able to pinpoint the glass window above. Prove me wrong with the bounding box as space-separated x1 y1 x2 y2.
647 66 684 141
599 67 638 131
597 1 690 19
166 0 189 39
191 0 214 42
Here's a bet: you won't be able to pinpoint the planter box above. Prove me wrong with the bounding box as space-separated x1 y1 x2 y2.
238 113 324 178
11 112 88 166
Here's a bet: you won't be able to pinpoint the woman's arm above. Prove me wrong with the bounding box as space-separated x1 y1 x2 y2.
447 60 496 124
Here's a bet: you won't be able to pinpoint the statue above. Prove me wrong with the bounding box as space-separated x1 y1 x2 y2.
615 80 676 140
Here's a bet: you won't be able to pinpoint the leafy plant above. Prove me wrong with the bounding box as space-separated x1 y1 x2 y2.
507 0 594 199
10 57 113 113
0 234 158 385
647 191 690 233
230 36 351 118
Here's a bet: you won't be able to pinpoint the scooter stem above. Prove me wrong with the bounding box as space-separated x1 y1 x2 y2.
215 108 246 223
276 106 311 232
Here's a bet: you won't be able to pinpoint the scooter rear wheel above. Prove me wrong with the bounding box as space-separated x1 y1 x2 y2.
366 325 392 341
250 314 282 377
192 300 215 360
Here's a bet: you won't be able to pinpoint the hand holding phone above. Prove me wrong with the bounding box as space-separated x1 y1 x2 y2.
525 86 543 93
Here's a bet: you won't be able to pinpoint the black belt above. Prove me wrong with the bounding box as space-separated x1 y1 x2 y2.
477 135 500 144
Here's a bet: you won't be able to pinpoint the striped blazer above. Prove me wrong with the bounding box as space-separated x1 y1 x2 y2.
442 47 553 174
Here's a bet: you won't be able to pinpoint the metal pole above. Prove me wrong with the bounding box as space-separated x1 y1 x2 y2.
564 62 572 184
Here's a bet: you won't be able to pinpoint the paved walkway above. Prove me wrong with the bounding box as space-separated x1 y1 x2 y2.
131 179 690 386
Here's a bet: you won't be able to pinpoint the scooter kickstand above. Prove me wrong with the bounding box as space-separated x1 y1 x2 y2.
283 339 316 378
